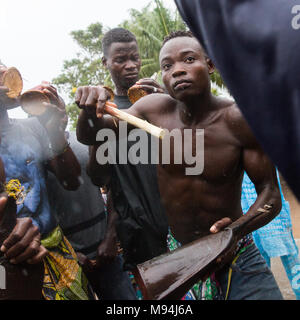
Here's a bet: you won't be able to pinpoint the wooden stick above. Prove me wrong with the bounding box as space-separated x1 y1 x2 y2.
104 101 166 140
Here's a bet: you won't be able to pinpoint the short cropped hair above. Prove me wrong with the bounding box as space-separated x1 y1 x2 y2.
102 28 137 57
162 30 194 47
161 30 208 57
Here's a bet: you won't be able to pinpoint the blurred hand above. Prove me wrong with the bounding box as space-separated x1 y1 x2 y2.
209 217 237 267
76 251 97 273
0 217 48 264
0 85 20 109
36 82 67 134
134 78 165 94
209 217 233 234
95 236 118 268
75 86 112 119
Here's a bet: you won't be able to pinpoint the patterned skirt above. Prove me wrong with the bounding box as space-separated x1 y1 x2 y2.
41 226 95 300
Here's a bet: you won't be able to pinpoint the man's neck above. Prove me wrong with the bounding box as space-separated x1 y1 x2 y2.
180 90 217 125
115 85 129 97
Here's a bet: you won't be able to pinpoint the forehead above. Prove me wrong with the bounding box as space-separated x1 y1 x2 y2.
107 41 139 57
159 36 204 61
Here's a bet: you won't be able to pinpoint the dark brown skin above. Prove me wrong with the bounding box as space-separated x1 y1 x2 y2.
0 79 81 264
76 36 282 264
95 190 119 267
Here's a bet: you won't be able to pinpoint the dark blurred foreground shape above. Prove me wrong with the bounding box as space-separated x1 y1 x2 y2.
174 0 300 201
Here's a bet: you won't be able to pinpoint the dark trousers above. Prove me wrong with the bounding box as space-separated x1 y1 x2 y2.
217 244 283 300
86 255 137 300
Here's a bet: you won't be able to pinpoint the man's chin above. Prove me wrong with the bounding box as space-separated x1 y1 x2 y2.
172 87 202 102
123 78 139 90
172 89 191 102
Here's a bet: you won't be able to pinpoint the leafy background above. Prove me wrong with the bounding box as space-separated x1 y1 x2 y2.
52 0 227 129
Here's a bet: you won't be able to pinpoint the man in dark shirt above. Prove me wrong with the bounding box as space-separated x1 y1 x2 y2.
76 28 169 271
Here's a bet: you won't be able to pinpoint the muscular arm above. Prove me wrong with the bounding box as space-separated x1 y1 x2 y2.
47 145 81 191
86 144 112 187
76 101 142 142
75 86 170 142
76 109 100 145
95 191 119 266
77 89 173 189
241 144 281 235
227 105 282 238
35 84 81 190
44 116 81 191
76 86 117 145
75 83 166 145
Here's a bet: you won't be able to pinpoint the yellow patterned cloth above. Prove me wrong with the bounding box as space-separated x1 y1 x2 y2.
41 226 95 300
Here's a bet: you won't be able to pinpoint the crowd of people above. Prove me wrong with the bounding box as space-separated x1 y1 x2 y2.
0 23 299 300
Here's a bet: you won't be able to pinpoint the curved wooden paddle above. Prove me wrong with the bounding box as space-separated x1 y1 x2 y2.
135 210 264 300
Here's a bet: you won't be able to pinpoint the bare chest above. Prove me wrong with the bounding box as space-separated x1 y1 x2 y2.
157 115 242 182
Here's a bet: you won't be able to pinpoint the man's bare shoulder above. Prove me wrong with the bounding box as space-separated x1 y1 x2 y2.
223 100 244 124
213 97 242 126
222 100 258 147
131 93 177 119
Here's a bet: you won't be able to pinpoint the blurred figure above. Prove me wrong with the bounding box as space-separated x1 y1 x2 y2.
0 63 93 299
47 130 137 300
241 171 300 300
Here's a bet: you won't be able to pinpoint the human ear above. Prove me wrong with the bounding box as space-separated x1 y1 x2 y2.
102 56 107 69
206 58 215 75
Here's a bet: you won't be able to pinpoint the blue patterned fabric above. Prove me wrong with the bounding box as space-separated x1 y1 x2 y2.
0 118 57 236
241 172 299 258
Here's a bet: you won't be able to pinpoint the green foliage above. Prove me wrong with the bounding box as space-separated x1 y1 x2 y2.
210 70 225 89
70 23 103 56
65 103 82 130
52 22 112 129
53 22 109 93
121 0 187 80
53 2 188 128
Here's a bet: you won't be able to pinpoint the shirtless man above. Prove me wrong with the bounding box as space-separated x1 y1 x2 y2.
76 31 283 299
